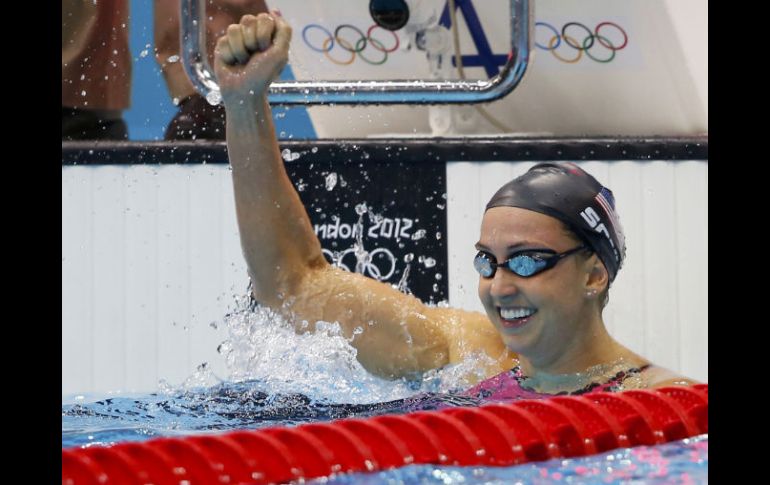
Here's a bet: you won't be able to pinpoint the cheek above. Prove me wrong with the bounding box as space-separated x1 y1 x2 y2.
536 282 582 317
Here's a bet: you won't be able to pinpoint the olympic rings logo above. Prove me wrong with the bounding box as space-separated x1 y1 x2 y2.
535 21 628 63
322 247 397 281
302 23 401 66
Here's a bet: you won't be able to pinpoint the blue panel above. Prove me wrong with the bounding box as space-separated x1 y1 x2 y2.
125 0 175 141
274 65 318 139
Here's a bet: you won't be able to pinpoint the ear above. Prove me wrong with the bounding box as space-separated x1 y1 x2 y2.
584 254 609 297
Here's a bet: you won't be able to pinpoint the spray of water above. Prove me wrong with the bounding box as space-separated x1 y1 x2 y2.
212 290 490 404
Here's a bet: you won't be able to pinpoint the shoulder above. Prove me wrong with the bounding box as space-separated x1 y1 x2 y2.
426 306 517 379
641 365 701 388
426 307 500 354
296 265 515 379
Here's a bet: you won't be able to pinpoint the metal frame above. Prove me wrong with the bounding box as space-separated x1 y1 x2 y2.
180 0 532 105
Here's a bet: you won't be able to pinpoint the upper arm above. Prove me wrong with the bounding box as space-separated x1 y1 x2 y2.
281 265 515 382
287 265 453 379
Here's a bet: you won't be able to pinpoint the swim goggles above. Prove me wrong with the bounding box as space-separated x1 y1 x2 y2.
473 245 588 278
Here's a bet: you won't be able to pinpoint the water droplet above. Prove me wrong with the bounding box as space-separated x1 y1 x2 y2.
280 148 301 162
325 172 338 191
205 90 222 105
167 55 180 63
411 229 426 241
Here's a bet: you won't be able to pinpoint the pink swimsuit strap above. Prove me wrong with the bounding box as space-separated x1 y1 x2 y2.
461 364 652 401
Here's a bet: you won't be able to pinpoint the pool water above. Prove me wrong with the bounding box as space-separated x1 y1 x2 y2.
312 435 708 484
62 297 708 483
62 380 708 484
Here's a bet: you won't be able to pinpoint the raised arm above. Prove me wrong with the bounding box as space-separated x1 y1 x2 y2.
213 13 514 379
214 13 324 308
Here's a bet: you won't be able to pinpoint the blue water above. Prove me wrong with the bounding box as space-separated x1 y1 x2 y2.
61 381 483 448
314 435 708 484
62 300 707 482
62 381 708 484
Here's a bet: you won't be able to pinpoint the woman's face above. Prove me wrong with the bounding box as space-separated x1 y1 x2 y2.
476 207 595 359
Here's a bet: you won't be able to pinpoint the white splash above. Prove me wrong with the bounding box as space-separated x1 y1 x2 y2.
212 292 486 404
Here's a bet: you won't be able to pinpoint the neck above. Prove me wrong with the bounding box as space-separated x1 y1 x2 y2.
517 316 644 390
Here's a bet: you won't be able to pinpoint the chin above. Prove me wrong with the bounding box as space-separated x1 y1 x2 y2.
501 334 530 356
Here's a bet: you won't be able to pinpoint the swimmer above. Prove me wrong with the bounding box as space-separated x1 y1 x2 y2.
212 12 699 396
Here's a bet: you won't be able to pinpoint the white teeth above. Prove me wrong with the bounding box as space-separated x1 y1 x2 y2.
500 307 535 320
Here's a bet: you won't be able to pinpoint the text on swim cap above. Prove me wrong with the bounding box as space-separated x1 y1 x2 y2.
580 206 619 261
581 207 609 238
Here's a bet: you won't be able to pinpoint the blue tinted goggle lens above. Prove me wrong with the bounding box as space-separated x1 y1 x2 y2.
473 252 494 277
508 254 547 276
473 251 551 278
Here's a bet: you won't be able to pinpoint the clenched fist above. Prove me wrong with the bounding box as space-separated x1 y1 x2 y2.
214 11 293 103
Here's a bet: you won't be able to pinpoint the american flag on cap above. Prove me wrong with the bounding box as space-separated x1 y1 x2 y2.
595 186 626 264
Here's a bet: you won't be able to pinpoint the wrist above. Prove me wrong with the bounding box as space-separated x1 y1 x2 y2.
221 90 267 113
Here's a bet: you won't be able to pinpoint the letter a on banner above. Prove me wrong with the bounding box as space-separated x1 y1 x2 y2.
439 0 508 78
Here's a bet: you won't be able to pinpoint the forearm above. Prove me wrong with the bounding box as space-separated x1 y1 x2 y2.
225 95 326 306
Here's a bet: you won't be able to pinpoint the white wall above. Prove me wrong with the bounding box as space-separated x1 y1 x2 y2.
62 160 707 396
283 0 708 137
62 165 246 397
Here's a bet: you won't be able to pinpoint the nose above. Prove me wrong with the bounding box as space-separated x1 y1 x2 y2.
488 268 520 302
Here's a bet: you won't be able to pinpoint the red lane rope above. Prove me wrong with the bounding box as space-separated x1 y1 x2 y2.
62 385 708 485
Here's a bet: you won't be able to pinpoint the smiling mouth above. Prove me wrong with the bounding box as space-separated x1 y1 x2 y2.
498 307 537 329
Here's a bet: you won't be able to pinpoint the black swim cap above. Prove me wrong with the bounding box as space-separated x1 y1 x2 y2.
486 162 626 283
